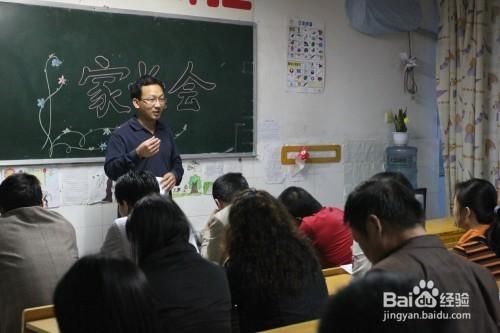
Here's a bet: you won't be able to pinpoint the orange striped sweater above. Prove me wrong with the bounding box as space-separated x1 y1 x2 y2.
454 238 500 279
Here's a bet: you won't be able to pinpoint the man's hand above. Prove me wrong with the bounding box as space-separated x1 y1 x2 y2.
136 137 161 158
160 172 177 192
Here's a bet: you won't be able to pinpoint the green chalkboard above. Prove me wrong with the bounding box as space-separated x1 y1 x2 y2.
0 2 254 164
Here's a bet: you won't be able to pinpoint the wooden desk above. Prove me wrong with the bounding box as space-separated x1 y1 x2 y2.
26 318 59 333
325 274 351 295
322 266 352 294
426 217 457 233
321 266 347 277
260 319 318 332
426 217 464 248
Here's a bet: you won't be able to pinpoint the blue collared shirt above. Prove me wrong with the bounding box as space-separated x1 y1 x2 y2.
104 117 184 183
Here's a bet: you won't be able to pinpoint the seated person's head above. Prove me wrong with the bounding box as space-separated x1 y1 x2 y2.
453 178 500 254
453 178 496 229
344 178 424 263
126 193 190 262
0 173 43 214
370 171 414 191
115 170 160 217
371 172 428 215
212 172 249 209
227 189 301 249
226 189 318 297
53 254 158 333
319 271 449 333
278 186 322 220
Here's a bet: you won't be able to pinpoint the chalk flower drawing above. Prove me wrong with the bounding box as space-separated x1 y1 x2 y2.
37 98 45 108
37 53 116 157
57 75 67 85
51 57 63 67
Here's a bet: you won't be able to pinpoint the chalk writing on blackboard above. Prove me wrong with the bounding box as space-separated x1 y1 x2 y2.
175 124 188 139
223 122 246 153
137 60 160 78
38 53 114 157
168 61 217 112
78 55 131 118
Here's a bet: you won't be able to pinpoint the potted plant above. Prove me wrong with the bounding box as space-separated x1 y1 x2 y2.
392 108 409 145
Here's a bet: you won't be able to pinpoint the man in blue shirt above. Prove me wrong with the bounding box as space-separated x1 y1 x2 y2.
104 75 183 191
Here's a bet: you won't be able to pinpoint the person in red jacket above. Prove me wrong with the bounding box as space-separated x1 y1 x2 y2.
279 187 352 268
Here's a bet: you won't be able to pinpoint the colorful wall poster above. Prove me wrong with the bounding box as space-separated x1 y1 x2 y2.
287 18 325 93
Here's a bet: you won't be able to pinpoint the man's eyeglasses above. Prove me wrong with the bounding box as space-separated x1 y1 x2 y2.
140 97 167 105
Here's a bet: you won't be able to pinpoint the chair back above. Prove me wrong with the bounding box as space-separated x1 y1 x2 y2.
21 305 54 333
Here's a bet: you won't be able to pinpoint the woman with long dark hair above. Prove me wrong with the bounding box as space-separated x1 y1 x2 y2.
126 193 231 333
53 254 158 333
225 189 328 332
453 178 500 278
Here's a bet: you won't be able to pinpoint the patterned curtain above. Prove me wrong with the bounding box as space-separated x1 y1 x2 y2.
436 0 500 213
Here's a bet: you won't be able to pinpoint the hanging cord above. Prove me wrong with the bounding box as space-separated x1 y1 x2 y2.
404 32 418 95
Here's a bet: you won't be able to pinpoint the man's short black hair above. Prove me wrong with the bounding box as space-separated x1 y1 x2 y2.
127 193 191 262
344 178 424 234
212 173 249 203
0 173 43 212
370 171 414 192
129 74 165 100
278 186 322 218
115 171 160 207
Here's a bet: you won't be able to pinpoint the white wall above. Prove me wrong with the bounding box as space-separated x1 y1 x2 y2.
5 0 443 255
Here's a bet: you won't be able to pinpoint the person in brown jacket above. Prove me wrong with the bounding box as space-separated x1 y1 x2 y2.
344 177 500 332
0 173 78 333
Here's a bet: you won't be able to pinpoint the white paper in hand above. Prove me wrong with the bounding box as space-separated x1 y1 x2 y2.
156 177 166 195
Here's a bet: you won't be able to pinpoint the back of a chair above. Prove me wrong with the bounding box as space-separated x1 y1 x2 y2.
21 305 54 333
